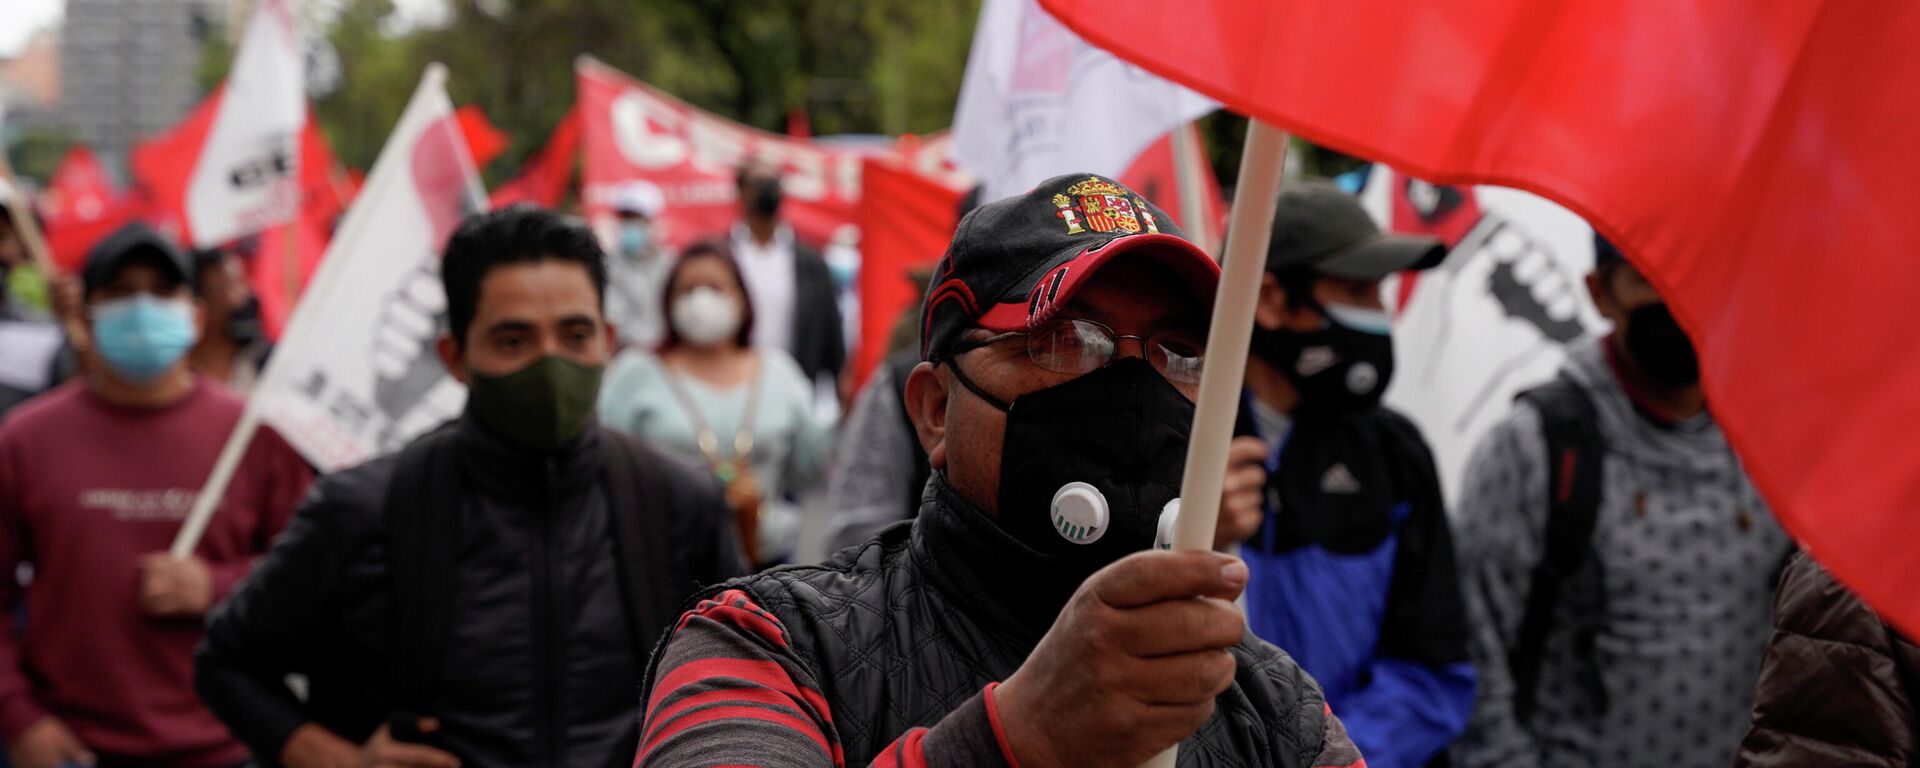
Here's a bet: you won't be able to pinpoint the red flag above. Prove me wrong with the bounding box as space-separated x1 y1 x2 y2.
1038 0 1920 634
38 146 133 272
853 157 966 390
455 104 509 171
490 109 580 209
1117 130 1226 246
131 90 221 244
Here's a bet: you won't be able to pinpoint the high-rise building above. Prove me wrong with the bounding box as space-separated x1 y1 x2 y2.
59 0 224 162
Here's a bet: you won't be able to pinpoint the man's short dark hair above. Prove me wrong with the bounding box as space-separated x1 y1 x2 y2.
441 206 608 346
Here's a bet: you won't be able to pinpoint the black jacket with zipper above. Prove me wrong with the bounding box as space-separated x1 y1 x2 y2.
195 418 747 768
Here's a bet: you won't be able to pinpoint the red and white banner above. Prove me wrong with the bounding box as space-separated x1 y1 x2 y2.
576 57 880 251
252 64 485 471
182 0 305 248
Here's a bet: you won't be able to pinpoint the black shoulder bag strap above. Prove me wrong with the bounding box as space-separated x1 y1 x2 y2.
1510 375 1604 722
599 429 679 658
384 431 462 720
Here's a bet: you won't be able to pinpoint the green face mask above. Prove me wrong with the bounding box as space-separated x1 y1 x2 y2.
465 355 605 453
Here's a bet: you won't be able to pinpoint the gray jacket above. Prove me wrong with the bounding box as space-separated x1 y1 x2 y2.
1451 337 1792 768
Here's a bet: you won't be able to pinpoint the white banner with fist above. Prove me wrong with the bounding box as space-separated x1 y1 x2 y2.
1364 168 1606 505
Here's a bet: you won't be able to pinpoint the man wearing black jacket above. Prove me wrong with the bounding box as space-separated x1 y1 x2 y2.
730 161 845 389
196 208 747 768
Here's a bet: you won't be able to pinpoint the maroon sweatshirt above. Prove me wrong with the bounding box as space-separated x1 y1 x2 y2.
0 379 313 766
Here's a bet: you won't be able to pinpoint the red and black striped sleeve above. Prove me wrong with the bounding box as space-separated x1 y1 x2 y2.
635 589 1022 768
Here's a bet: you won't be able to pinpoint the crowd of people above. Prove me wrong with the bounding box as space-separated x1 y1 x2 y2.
0 159 1888 768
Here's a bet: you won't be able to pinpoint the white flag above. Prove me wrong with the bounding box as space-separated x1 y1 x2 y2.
186 0 305 248
949 0 1216 203
1363 168 1606 505
253 64 485 471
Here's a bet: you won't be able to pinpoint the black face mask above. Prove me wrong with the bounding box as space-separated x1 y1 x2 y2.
749 178 783 218
1623 303 1698 387
1250 302 1395 413
225 296 264 347
949 357 1193 579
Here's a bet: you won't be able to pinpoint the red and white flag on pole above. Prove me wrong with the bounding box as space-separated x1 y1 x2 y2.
1038 0 1920 635
949 0 1215 205
249 63 485 472
181 0 305 248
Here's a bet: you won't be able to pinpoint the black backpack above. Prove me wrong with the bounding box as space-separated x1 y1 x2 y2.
1509 376 1605 722
381 427 677 723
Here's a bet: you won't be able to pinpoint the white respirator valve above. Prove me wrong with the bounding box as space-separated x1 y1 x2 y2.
1050 482 1110 544
1154 498 1182 550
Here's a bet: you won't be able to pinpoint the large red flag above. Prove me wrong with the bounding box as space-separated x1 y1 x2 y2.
1038 0 1920 634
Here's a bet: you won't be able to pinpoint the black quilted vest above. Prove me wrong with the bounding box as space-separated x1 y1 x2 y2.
655 476 1339 767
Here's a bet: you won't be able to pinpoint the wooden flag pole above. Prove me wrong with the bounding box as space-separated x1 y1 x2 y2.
1171 121 1214 253
1142 119 1289 768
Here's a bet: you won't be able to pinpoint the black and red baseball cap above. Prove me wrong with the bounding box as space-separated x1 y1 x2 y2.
921 173 1220 361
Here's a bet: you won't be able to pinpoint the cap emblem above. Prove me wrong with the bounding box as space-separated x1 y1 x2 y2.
1052 177 1159 236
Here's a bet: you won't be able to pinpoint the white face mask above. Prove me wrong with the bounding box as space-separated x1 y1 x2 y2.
671 286 742 347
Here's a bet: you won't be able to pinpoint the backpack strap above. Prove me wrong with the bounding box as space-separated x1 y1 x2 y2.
600 428 679 658
384 428 462 719
1510 375 1604 722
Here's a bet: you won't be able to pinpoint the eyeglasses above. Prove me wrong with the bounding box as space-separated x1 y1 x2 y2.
946 318 1206 386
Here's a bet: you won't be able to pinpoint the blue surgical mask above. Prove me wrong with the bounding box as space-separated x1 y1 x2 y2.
618 221 650 257
91 295 197 382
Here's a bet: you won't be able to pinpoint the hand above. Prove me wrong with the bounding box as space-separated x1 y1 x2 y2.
281 721 461 768
1214 436 1268 549
363 721 460 768
136 554 213 617
7 716 94 768
993 550 1248 768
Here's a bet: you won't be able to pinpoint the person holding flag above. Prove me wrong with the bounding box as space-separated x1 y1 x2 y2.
196 208 748 768
0 180 74 417
1237 180 1475 768
635 174 1361 768
0 222 312 768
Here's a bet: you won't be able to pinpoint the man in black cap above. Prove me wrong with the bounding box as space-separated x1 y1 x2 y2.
0 222 312 768
1238 179 1475 768
635 174 1362 767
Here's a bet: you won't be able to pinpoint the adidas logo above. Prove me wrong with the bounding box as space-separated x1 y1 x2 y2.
1296 346 1338 377
1321 463 1362 495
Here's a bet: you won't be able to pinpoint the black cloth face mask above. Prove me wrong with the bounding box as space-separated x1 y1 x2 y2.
1623 302 1699 386
1251 301 1396 413
749 178 783 218
948 356 1194 579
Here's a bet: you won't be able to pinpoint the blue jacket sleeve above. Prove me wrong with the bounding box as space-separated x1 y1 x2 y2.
1337 658 1477 768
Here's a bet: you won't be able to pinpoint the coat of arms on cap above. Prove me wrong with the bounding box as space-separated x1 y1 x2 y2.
1052 177 1161 236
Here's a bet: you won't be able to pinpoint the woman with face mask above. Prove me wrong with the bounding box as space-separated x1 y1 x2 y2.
598 240 835 566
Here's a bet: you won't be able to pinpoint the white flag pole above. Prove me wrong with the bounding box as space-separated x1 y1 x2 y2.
1171 122 1213 253
170 64 453 559
1142 119 1289 768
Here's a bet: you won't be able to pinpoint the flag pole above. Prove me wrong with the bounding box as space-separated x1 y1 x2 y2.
1144 119 1288 768
170 63 453 559
1171 121 1213 253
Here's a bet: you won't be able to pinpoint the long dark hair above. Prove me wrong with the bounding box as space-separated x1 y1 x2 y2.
659 238 756 351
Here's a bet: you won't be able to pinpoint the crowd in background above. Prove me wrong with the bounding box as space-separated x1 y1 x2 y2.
0 159 1896 768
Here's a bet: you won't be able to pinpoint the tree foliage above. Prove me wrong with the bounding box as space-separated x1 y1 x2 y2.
202 0 981 180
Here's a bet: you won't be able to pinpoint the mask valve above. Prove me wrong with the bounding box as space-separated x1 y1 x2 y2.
1050 482 1110 545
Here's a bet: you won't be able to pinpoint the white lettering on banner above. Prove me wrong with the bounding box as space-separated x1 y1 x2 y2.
78 488 199 522
611 90 688 169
